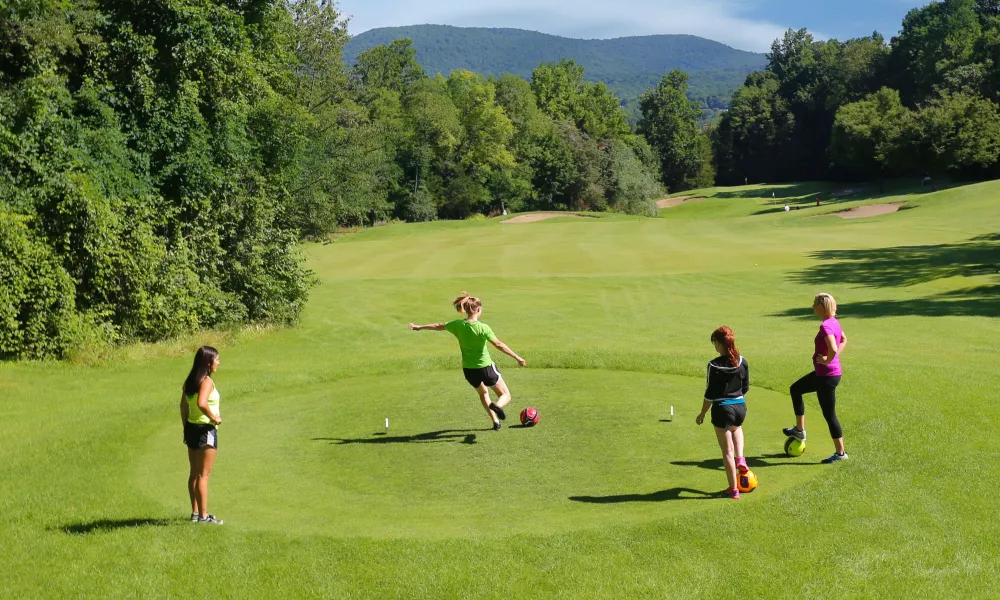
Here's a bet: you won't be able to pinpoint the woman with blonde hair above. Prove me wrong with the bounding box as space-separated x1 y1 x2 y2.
696 326 750 499
783 293 850 463
410 293 527 430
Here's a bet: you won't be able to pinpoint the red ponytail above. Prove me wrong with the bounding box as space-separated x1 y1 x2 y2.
711 326 741 367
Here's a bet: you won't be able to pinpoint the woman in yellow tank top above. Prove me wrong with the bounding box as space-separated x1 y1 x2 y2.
179 346 224 525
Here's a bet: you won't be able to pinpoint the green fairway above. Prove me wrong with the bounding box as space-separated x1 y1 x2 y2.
2 181 1000 598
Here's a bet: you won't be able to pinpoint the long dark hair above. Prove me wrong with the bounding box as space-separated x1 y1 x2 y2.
711 326 741 367
183 346 219 397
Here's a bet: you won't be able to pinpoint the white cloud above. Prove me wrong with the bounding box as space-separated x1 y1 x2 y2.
339 0 794 52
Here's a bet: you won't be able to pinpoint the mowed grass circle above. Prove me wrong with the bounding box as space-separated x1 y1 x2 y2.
6 182 1000 597
137 368 811 538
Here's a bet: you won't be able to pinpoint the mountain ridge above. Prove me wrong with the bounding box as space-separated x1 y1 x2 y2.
344 25 768 111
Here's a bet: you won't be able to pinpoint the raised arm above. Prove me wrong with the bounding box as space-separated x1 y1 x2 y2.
490 338 527 367
409 323 446 331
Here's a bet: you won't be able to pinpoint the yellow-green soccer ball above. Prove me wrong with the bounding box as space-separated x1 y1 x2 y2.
784 437 806 457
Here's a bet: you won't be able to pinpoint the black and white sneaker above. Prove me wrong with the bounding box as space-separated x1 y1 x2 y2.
190 513 199 522
198 514 224 525
782 427 806 441
489 403 506 420
492 422 502 431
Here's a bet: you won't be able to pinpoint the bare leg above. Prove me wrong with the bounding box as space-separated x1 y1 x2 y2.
731 426 745 459
187 447 200 515
833 437 845 454
715 427 738 490
796 415 805 432
490 376 511 409
477 385 499 425
196 448 217 518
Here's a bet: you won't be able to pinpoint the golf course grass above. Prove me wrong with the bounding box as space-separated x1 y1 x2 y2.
2 181 999 598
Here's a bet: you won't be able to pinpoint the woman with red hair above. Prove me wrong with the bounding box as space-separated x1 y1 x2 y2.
696 326 750 499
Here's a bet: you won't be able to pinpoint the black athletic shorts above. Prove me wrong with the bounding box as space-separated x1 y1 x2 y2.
184 422 219 450
463 364 502 388
711 402 747 429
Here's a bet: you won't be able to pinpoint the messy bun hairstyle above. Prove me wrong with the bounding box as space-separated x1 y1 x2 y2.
453 292 483 317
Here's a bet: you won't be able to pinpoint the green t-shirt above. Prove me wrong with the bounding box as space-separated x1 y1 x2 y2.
445 319 497 369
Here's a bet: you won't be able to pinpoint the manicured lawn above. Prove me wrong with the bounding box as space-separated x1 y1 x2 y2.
2 181 998 598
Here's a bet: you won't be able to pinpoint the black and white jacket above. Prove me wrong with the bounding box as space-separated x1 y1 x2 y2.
704 356 750 401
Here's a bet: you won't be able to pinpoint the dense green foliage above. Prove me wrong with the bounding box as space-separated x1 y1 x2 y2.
0 0 326 359
2 4 680 358
713 0 1000 184
638 71 715 192
344 25 767 118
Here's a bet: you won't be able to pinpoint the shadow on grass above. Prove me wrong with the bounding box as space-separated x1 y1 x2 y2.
744 181 959 215
569 487 716 504
774 233 1000 319
314 429 481 445
671 454 813 470
61 518 173 535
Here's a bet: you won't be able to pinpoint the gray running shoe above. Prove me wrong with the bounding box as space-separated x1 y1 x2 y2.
198 514 224 525
782 427 806 441
821 452 849 464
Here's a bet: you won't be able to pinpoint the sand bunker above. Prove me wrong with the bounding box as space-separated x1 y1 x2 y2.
503 212 596 223
656 196 704 209
832 202 905 219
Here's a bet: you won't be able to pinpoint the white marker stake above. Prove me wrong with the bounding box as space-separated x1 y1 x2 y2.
385 418 389 430
670 406 674 420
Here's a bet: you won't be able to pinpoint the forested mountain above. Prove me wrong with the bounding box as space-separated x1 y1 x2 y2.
345 25 767 115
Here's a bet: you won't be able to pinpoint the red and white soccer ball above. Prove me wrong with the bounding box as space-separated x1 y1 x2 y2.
519 407 540 427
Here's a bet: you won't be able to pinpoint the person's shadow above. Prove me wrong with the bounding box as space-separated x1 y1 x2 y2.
60 518 173 535
313 429 480 445
569 487 716 504
671 454 813 470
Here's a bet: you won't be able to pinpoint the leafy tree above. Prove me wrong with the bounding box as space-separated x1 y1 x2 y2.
638 70 709 191
831 87 911 178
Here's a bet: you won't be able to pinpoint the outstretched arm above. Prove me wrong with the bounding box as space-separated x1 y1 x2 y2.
409 323 446 331
490 338 527 367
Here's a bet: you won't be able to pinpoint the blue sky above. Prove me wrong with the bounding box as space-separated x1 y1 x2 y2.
338 0 927 53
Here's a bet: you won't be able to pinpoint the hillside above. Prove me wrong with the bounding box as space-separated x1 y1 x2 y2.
345 25 767 114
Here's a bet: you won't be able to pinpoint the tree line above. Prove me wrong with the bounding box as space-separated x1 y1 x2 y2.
9 0 987 360
712 0 1000 184
1 0 710 359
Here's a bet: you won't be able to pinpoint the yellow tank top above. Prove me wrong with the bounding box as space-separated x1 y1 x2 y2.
186 382 220 426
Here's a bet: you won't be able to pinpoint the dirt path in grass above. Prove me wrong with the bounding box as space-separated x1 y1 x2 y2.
503 213 597 223
656 196 704 209
833 202 905 219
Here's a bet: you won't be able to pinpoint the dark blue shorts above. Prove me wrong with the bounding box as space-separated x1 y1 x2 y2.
184 422 219 450
711 402 746 429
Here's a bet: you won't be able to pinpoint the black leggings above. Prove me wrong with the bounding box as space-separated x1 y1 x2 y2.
790 372 843 439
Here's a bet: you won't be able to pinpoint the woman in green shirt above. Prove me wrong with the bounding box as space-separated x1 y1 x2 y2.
410 292 527 430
